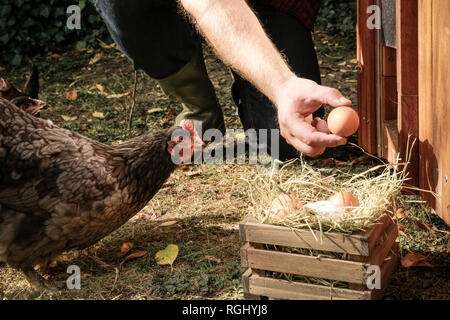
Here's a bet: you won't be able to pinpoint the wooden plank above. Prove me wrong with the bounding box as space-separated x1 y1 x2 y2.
248 275 371 300
381 46 398 163
418 0 436 209
370 242 399 300
418 0 450 226
244 247 368 284
382 76 397 121
382 46 396 77
369 219 398 267
240 220 369 256
347 254 368 290
396 0 419 96
364 213 392 252
382 120 399 163
242 269 261 300
357 0 378 154
240 243 250 267
396 0 419 189
399 95 420 191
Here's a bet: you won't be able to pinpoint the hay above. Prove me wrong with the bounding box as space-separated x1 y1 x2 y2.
243 141 418 234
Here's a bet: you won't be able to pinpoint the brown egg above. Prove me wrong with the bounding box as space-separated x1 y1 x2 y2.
270 194 303 218
327 107 360 137
328 191 360 211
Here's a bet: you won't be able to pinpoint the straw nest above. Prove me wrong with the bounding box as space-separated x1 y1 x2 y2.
243 146 413 235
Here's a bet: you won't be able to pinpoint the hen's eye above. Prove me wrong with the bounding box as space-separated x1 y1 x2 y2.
178 136 184 142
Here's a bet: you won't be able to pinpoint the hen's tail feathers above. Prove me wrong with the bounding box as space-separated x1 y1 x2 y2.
22 66 39 99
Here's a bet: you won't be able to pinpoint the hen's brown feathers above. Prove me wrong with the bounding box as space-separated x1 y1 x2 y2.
0 98 179 269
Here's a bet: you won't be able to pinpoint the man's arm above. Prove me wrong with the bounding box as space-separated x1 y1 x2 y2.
179 0 351 156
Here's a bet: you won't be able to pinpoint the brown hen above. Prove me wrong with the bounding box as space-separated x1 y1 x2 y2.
0 98 203 290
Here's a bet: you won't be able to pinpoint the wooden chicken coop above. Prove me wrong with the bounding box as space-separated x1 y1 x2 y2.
357 0 450 225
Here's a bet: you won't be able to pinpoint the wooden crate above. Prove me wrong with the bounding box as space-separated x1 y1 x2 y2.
240 214 399 300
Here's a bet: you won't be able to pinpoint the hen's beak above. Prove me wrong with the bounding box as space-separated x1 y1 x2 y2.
194 133 206 152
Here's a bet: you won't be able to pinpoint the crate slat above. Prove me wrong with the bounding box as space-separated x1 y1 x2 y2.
242 246 368 284
246 272 371 300
366 214 394 251
242 269 262 300
369 220 398 267
371 242 399 300
240 217 370 256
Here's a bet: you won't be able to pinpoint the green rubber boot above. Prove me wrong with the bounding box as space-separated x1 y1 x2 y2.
157 46 225 134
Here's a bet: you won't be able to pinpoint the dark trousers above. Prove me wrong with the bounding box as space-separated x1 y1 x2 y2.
95 0 323 160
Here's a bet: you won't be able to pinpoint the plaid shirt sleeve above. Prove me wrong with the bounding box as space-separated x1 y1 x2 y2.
251 0 321 30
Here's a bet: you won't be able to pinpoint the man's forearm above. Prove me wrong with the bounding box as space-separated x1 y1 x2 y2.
179 0 294 105
180 0 350 157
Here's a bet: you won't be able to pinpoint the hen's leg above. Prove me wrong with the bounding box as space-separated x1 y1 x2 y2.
21 268 59 293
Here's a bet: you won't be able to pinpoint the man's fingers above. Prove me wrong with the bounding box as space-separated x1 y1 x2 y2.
311 117 330 134
286 135 326 157
287 120 346 148
316 86 351 108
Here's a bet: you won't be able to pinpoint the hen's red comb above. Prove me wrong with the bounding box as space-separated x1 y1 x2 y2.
180 119 195 134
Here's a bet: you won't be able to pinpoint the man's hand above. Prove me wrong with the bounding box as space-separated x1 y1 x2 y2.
180 0 352 157
275 77 351 157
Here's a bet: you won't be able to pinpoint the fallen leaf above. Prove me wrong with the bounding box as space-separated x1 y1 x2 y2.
416 219 435 233
50 53 60 59
92 111 105 119
0 66 5 71
97 38 113 50
147 107 164 114
39 78 46 86
106 92 130 99
350 154 372 167
159 220 179 228
61 115 77 121
161 181 175 188
334 159 350 167
119 250 148 269
66 89 78 100
185 170 202 177
318 158 336 167
396 208 408 219
203 255 222 263
350 58 358 64
155 244 179 270
96 84 105 92
166 108 177 118
89 52 108 65
119 242 133 256
401 252 433 268
338 61 347 66
324 54 343 60
398 224 408 231
345 79 358 83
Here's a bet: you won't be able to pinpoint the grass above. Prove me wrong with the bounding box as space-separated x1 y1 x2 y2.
0 26 449 300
